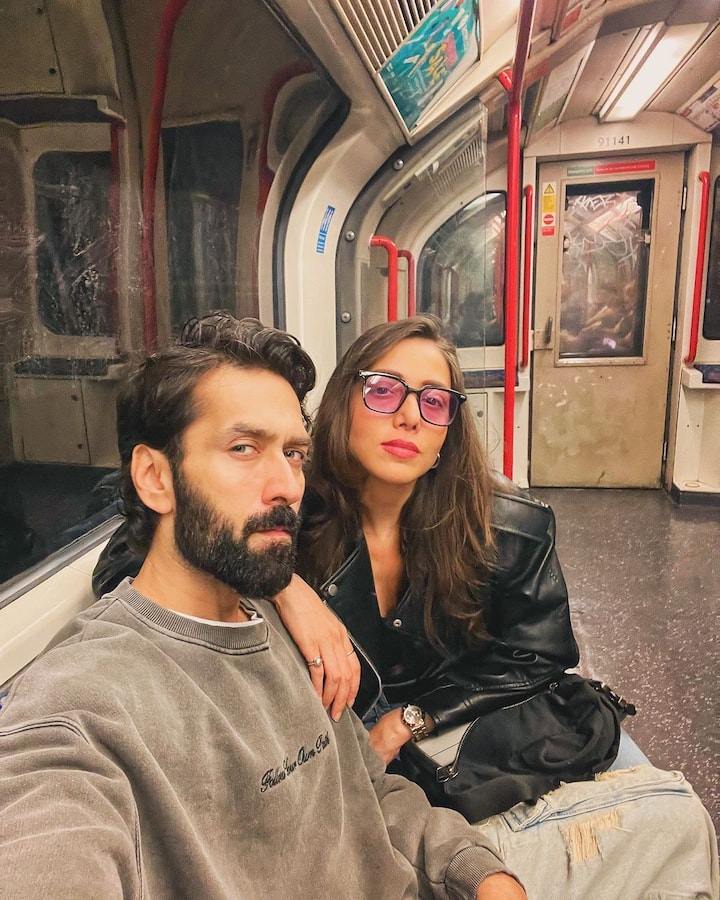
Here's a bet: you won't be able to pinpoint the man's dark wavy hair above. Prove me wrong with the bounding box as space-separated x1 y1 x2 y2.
117 314 315 553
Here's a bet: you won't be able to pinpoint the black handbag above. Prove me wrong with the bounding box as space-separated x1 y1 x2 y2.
400 674 636 823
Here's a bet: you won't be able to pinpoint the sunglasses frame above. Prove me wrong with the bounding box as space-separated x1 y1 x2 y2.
357 370 466 426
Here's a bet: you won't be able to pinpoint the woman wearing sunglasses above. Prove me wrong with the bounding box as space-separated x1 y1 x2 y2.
291 316 717 895
295 314 578 764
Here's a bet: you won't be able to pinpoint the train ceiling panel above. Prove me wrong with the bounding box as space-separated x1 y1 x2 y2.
329 0 428 71
0 1 118 101
526 0 720 138
85 0 331 135
159 0 313 121
0 4 64 95
526 45 590 136
2 0 720 154
320 0 720 146
651 24 720 115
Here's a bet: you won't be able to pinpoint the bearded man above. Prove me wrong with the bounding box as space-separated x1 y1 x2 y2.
0 319 525 900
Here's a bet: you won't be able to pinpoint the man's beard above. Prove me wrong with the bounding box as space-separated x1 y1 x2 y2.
172 467 301 598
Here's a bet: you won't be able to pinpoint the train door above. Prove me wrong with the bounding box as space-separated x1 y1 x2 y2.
530 153 684 487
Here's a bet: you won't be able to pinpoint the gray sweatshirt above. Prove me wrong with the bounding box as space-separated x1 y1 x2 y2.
0 579 512 899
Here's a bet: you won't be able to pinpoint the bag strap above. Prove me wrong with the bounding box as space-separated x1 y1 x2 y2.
589 679 637 718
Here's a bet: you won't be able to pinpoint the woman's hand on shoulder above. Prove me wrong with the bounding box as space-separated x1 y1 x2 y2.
273 574 360 720
368 708 414 764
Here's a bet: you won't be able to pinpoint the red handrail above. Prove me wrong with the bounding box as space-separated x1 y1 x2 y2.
684 171 711 366
109 121 123 352
500 0 537 479
141 0 191 354
399 248 416 316
521 184 534 369
371 235 399 322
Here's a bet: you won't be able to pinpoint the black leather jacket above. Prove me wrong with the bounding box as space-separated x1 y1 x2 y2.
92 476 578 735
315 474 579 730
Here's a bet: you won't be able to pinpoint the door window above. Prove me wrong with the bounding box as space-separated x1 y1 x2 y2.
558 180 653 360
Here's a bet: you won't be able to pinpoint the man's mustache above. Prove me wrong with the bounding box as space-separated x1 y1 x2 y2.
243 506 301 540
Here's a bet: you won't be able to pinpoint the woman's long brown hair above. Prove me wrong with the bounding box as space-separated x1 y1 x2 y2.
298 315 496 649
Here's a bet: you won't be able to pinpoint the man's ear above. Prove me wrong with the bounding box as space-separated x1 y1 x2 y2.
131 445 175 515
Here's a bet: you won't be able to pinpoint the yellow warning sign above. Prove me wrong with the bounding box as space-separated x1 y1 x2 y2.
541 182 557 236
542 182 557 214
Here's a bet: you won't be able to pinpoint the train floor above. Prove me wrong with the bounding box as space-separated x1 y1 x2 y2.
534 486 720 837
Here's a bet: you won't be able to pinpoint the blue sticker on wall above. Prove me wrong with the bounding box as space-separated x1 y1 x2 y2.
316 205 335 253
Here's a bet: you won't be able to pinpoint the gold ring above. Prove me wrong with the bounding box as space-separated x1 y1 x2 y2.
346 648 356 656
307 656 323 668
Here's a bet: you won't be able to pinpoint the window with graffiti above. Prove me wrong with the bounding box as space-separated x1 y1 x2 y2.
558 180 653 359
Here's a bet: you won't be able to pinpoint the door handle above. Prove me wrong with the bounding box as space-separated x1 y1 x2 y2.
543 316 553 344
533 316 553 349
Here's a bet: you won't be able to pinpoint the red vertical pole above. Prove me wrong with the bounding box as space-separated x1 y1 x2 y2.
684 171 711 366
521 184 534 369
109 121 123 352
371 235 399 321
499 0 536 480
141 0 191 354
399 248 416 316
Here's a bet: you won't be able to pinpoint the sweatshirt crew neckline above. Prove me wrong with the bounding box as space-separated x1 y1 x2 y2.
112 578 270 654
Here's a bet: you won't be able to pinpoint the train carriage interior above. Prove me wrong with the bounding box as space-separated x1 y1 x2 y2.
0 0 718 835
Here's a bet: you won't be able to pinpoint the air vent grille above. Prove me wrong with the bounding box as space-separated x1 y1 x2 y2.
331 0 442 71
428 133 484 196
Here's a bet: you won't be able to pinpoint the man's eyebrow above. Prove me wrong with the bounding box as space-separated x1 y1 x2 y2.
226 425 311 447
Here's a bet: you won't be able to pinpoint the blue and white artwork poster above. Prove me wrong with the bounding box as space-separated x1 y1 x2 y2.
380 0 480 131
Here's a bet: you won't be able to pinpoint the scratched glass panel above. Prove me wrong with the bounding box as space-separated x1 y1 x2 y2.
33 151 114 336
702 177 720 340
559 182 652 359
0 150 119 586
162 121 243 332
418 191 506 348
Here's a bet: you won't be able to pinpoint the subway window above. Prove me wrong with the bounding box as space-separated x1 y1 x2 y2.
34 151 115 337
417 192 506 347
702 176 720 341
1 137 121 587
162 121 244 331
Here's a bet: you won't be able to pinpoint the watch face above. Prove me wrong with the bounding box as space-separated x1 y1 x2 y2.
402 705 428 742
403 705 423 726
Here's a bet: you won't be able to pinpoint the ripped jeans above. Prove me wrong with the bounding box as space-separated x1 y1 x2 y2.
365 698 718 897
476 766 719 900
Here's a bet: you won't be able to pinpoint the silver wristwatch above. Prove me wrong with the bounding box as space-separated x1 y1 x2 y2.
401 704 429 742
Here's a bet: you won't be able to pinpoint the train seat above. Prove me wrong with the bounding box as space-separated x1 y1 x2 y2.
693 363 720 383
